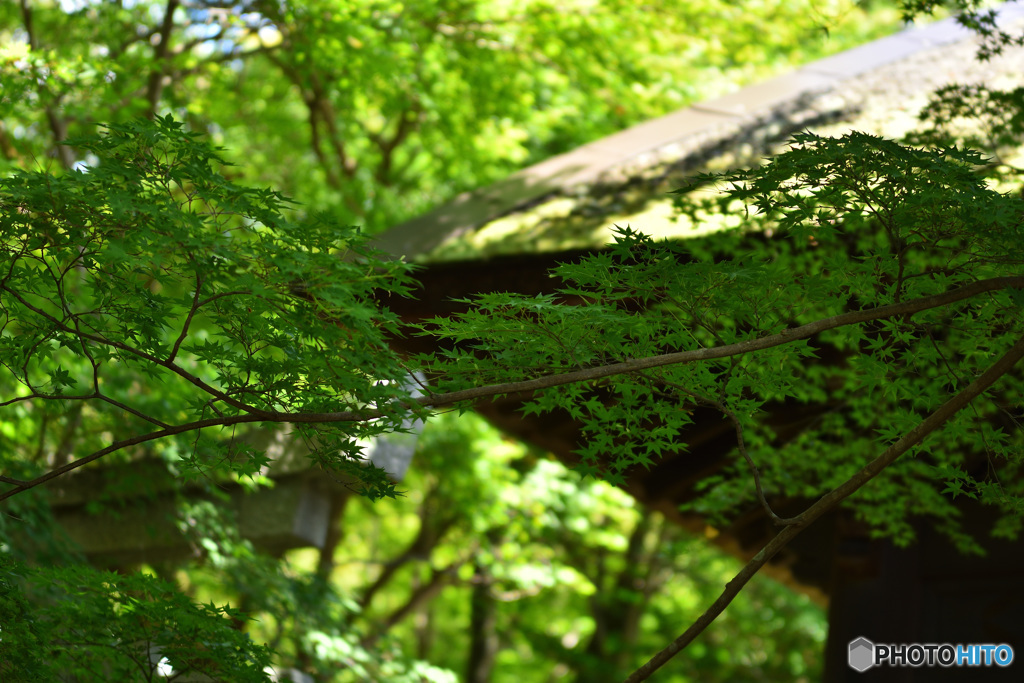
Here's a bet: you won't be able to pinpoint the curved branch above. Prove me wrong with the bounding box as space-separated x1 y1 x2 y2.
2 275 1022 502
96 395 171 429
167 270 203 363
624 331 1024 682
418 275 1024 410
0 413 265 502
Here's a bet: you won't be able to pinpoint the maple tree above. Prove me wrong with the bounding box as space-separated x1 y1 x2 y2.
2 0 1023 680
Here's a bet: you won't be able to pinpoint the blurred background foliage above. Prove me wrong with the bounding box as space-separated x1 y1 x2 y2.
1 0 905 231
0 0 918 680
178 412 828 681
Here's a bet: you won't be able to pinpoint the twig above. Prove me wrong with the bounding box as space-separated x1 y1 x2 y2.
656 376 794 525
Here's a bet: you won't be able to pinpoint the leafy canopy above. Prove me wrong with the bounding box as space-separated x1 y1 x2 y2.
420 130 1024 549
2 1 1024 680
0 116 422 501
0 0 906 228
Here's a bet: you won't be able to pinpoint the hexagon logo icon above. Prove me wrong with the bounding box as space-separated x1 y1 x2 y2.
848 637 875 672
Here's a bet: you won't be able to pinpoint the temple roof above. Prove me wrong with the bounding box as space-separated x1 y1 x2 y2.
372 4 1024 262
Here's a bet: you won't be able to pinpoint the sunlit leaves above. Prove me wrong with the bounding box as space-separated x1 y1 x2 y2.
0 0 908 228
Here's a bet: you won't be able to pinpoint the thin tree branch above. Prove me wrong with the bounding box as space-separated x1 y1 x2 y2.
0 413 264 502
624 331 1024 682
3 275 1022 502
0 282 272 417
168 270 203 363
19 0 75 168
656 376 791 525
96 395 171 429
420 276 1024 409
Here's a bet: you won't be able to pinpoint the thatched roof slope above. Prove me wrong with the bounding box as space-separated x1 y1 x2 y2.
372 5 1024 263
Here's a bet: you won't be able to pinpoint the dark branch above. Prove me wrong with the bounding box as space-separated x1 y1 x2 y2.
625 331 1024 682
2 275 1022 502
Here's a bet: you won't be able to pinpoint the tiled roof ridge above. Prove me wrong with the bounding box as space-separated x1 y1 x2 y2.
373 3 1024 260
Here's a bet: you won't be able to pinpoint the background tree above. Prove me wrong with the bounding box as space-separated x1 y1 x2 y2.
1 0 905 228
